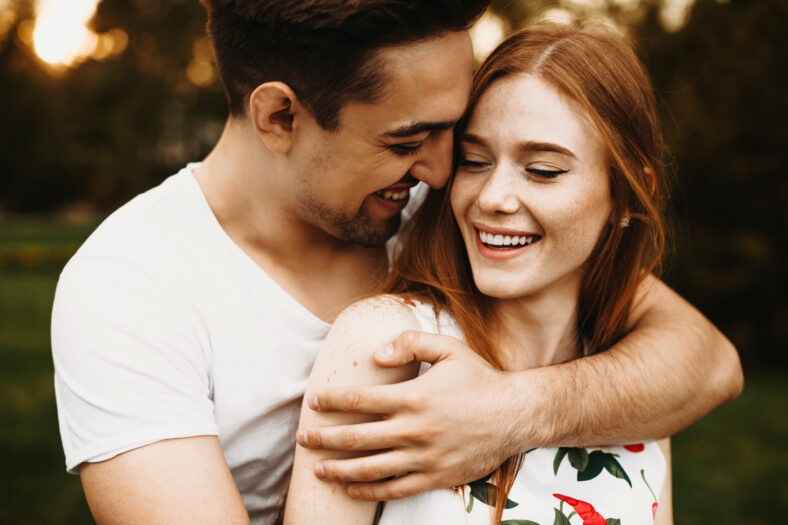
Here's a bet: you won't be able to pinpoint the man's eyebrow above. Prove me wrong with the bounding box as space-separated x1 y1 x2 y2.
383 120 456 138
461 133 577 159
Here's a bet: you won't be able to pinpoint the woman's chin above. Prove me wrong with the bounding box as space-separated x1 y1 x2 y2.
474 280 529 300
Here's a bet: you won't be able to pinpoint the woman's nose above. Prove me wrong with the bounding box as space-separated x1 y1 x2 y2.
476 166 520 215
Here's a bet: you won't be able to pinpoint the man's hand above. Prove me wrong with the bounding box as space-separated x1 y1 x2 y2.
297 330 524 501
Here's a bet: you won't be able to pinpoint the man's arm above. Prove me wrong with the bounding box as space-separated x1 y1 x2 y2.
52 257 248 522
80 437 249 524
298 277 743 500
522 276 743 447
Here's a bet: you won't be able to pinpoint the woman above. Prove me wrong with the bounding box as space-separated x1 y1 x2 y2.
285 22 672 524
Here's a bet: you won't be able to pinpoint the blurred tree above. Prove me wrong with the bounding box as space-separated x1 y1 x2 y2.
637 0 788 369
0 0 226 212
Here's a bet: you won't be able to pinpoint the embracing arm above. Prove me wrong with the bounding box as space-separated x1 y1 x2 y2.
284 297 422 524
517 275 743 447
299 277 741 500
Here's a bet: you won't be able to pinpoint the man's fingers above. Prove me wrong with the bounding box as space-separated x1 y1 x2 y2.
308 384 408 413
374 330 460 367
345 472 437 501
313 451 414 484
296 420 404 451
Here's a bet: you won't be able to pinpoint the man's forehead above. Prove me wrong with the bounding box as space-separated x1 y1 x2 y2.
339 31 474 136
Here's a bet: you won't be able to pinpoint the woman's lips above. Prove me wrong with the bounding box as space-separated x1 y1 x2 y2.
473 225 541 260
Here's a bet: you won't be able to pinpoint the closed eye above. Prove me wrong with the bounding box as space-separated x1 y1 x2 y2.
457 157 491 170
390 142 425 156
526 168 569 178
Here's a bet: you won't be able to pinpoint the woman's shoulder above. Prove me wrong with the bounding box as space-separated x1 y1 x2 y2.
331 294 422 334
319 295 423 362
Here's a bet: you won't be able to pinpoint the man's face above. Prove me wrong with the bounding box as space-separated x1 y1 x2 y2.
292 31 474 247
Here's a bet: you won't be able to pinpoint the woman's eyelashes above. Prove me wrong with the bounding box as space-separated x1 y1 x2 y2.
526 167 569 179
458 154 569 180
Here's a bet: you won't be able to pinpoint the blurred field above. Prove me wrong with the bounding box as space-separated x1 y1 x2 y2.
0 221 785 524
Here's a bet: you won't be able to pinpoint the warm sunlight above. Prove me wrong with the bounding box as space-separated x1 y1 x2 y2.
470 12 506 62
32 0 103 66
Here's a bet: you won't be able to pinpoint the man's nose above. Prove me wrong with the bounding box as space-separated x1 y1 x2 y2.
408 129 454 189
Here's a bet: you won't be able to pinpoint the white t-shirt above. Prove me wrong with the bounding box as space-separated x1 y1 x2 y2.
52 164 424 523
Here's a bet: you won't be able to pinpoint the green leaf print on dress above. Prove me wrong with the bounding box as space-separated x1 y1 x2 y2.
464 475 519 513
553 448 632 487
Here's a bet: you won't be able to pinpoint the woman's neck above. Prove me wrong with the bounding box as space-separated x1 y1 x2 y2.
493 277 582 370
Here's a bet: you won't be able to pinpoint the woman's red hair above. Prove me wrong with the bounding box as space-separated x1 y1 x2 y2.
382 21 667 523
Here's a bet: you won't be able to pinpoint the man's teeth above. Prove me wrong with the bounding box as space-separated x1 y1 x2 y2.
479 230 536 247
377 189 409 201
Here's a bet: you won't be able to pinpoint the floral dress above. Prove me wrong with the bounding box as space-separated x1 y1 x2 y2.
377 300 667 525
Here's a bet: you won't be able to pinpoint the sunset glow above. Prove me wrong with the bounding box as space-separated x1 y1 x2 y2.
470 12 506 62
32 0 102 65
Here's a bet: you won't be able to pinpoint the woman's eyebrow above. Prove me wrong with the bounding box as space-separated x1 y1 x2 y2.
516 141 576 158
461 134 576 159
459 133 489 147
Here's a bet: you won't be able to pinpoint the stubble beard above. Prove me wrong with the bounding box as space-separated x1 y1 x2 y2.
302 196 401 248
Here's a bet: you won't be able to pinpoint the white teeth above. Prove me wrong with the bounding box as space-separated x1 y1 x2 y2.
378 190 408 201
479 229 537 247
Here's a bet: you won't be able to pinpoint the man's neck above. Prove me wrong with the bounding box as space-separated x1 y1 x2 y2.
194 119 388 322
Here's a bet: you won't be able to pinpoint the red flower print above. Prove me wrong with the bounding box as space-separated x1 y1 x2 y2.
624 443 645 452
553 493 607 525
652 502 658 519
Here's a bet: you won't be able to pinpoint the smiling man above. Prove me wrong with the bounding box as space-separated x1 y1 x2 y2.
51 1 742 524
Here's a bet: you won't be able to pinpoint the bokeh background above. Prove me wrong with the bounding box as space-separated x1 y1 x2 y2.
1 0 785 523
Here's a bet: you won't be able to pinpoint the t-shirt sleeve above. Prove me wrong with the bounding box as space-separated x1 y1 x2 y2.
52 255 218 474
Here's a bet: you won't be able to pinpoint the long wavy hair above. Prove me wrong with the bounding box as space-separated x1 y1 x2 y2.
382 22 667 523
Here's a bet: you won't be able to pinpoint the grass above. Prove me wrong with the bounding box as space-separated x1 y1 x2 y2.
0 220 785 524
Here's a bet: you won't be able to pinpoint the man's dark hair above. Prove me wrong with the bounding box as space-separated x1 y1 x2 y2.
201 0 489 130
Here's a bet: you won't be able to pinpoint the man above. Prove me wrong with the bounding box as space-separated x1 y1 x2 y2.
51 1 742 523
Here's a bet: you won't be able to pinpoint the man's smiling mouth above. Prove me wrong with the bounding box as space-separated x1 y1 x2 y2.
373 189 409 201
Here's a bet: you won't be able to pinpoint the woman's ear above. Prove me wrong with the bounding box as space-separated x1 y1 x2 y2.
249 81 300 153
643 166 657 196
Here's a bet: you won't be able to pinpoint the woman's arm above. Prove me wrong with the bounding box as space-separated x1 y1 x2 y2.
284 296 422 524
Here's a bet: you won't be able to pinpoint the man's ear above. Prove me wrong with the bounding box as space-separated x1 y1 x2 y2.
249 82 300 153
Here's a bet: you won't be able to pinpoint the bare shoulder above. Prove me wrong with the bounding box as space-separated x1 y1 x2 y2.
309 295 423 387
326 295 422 348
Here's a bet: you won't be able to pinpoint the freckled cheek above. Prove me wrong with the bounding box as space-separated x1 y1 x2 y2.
540 199 603 259
450 175 480 226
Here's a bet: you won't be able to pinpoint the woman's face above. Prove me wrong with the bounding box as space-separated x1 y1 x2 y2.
451 73 612 300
